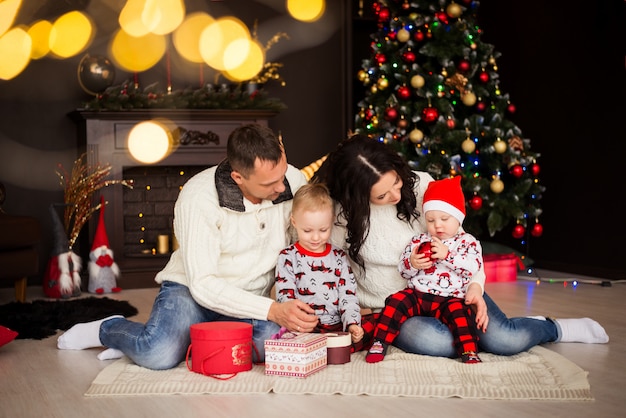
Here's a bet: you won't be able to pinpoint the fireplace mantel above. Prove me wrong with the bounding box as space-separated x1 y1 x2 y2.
71 109 276 288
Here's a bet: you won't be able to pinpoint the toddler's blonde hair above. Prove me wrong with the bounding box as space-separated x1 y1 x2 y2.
292 183 334 215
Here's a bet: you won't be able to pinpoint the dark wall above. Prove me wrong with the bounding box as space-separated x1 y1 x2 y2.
1 0 624 287
477 0 625 279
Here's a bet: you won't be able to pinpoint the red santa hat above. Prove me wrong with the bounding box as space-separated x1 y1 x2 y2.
91 196 110 251
422 176 466 224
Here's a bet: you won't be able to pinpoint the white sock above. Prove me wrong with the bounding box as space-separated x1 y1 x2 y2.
57 315 123 350
527 315 547 321
556 318 609 344
97 348 125 361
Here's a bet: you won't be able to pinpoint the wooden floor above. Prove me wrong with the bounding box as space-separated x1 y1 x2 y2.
0 269 624 418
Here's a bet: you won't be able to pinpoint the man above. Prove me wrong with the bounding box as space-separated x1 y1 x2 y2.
57 124 319 370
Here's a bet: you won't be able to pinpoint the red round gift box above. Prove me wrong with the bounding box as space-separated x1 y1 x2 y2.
187 322 253 376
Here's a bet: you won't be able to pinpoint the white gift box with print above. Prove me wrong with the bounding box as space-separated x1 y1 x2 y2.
264 332 327 378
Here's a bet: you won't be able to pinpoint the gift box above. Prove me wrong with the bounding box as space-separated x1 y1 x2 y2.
265 332 327 378
483 253 524 282
186 322 253 377
325 332 351 365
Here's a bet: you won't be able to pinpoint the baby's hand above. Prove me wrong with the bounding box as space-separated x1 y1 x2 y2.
429 237 449 260
411 249 434 270
348 324 364 343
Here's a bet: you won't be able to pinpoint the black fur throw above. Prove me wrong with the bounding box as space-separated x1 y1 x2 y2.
0 297 138 340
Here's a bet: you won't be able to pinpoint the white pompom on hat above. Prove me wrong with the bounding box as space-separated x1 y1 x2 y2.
422 176 466 224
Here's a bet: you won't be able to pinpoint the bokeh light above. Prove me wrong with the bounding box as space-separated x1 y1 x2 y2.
127 120 172 164
0 26 31 80
286 0 326 22
173 12 215 64
0 0 21 37
27 20 52 59
119 0 151 37
109 29 166 72
120 0 186 37
222 39 265 82
141 0 185 35
49 11 93 58
199 16 250 71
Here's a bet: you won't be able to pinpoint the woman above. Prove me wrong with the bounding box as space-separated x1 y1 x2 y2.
312 134 608 357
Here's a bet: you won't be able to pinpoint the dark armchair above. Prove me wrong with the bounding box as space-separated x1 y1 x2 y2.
0 182 42 302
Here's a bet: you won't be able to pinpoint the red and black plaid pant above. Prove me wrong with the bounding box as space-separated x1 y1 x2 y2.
368 288 479 356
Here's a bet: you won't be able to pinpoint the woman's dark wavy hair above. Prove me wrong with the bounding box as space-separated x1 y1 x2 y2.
312 134 419 272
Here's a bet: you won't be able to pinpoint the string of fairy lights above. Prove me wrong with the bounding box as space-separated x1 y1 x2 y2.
134 169 188 256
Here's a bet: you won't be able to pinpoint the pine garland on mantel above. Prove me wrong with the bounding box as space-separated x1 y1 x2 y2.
82 81 287 112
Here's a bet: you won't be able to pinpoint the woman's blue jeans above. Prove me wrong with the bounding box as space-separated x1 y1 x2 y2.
394 293 560 357
99 281 280 370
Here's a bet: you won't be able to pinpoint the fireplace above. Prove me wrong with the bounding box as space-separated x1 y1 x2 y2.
72 109 276 288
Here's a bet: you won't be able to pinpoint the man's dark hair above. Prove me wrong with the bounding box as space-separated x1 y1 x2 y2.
227 124 284 178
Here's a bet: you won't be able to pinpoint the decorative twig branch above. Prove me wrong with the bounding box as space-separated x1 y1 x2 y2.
56 153 133 249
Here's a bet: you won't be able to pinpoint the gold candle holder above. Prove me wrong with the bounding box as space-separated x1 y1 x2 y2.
157 234 169 254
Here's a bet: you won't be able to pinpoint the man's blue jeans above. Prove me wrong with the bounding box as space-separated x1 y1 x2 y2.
100 281 280 370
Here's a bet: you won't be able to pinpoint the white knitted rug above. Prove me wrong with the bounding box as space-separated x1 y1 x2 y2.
85 345 592 400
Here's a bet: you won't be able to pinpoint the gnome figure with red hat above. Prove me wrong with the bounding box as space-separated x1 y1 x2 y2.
88 196 121 294
43 204 82 298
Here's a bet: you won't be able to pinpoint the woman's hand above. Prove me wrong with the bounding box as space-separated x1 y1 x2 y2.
465 283 488 332
268 300 319 332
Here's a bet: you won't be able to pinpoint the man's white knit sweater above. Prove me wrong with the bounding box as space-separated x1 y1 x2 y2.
329 171 485 310
155 160 307 320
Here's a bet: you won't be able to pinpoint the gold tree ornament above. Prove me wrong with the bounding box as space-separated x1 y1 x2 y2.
56 153 133 248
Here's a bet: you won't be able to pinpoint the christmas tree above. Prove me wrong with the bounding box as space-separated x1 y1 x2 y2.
354 0 544 242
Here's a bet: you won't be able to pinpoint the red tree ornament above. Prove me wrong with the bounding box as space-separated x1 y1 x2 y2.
402 51 416 63
479 71 490 83
378 8 390 21
510 164 524 178
384 107 398 121
512 224 525 239
531 223 544 237
507 103 516 114
397 86 411 100
375 53 386 64
417 242 436 274
531 163 541 176
435 11 449 24
446 117 456 129
422 107 439 123
469 195 483 210
476 101 486 112
457 59 471 72
414 31 425 42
